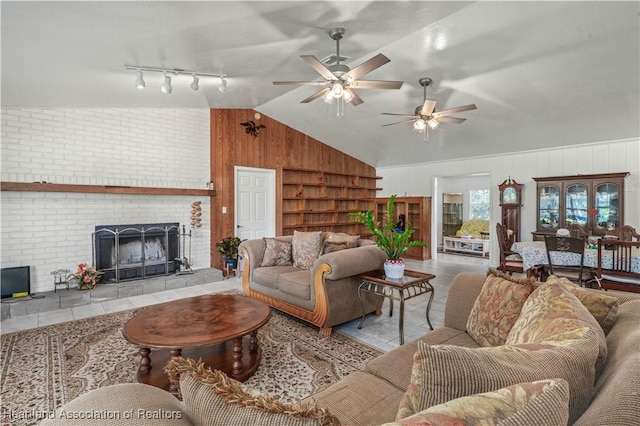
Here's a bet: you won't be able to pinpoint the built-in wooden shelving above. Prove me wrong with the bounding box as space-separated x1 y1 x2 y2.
281 168 381 235
0 182 216 197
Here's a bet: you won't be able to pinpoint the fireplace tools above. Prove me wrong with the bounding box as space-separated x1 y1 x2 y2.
175 225 193 275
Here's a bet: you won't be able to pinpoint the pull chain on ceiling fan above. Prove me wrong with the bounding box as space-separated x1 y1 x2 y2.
273 28 403 112
382 77 477 138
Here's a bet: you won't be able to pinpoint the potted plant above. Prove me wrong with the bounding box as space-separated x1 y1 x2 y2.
349 194 427 278
216 236 242 269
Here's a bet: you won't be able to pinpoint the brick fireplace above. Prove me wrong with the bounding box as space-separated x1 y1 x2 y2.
94 222 180 282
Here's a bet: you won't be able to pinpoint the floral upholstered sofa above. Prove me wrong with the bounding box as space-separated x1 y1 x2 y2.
454 218 490 239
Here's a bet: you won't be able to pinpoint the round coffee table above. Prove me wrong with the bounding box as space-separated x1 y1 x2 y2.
123 294 271 394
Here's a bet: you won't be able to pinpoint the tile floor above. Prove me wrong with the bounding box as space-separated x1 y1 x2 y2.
0 253 490 352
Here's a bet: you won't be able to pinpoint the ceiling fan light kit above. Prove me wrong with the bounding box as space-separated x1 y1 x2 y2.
273 27 403 116
382 76 477 139
125 65 228 94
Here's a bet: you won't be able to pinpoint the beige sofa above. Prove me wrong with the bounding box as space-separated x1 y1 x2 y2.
43 272 640 425
239 235 387 336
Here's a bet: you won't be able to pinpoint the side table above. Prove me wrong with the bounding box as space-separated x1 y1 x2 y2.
357 269 435 345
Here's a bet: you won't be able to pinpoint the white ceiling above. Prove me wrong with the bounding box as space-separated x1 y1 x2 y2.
2 1 638 167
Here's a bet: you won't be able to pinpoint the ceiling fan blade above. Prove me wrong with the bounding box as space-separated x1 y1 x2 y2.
381 113 419 118
433 104 477 118
273 81 328 86
347 90 364 106
301 55 338 81
300 88 330 103
382 118 417 127
420 100 437 116
438 116 466 124
350 80 403 90
342 53 390 82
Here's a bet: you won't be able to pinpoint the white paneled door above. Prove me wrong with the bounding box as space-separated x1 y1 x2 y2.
234 167 276 240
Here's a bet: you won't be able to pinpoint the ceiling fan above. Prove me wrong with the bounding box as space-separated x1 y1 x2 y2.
273 27 403 106
382 77 477 131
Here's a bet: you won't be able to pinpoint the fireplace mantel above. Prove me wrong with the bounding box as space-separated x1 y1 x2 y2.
0 182 215 197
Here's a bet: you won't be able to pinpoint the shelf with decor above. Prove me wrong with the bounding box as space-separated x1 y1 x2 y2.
281 167 380 235
374 196 432 260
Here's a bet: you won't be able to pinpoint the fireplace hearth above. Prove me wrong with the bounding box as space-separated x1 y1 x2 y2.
93 223 179 282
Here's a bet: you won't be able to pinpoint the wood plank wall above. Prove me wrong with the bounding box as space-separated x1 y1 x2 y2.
209 109 377 268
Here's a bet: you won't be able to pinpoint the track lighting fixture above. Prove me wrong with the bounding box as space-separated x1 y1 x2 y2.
135 70 145 89
125 65 227 94
161 73 172 94
190 75 199 91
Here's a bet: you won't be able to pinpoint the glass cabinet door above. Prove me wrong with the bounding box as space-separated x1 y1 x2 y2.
595 183 620 231
539 185 560 230
565 183 588 226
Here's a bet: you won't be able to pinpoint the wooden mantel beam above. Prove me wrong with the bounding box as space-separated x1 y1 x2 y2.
0 182 215 197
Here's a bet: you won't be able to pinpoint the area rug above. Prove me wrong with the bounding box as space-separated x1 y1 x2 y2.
0 303 382 425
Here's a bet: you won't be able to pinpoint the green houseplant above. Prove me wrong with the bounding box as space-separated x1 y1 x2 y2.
348 194 427 278
215 236 242 269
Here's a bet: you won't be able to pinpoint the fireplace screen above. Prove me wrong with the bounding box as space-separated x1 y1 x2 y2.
93 223 179 282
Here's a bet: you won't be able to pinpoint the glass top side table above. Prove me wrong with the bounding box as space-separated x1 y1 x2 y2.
357 269 435 345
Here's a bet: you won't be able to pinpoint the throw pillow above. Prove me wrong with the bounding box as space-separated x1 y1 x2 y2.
165 357 340 426
396 340 599 424
322 233 360 254
506 279 608 374
465 269 536 346
260 238 293 267
389 379 569 426
292 230 323 270
545 275 619 334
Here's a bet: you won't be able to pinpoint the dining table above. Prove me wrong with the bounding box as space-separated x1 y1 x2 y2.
511 241 640 274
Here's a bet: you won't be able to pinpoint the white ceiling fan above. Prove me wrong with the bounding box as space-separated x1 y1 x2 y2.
382 77 477 131
273 28 403 106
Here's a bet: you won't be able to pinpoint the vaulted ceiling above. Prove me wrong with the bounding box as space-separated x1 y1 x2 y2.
2 1 638 167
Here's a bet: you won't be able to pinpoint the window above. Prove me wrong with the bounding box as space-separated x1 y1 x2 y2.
470 189 490 219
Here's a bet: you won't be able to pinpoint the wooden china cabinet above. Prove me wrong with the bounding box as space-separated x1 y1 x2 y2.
532 172 629 240
375 196 432 260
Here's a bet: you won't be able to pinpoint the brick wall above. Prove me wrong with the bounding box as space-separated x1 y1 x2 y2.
1 108 211 293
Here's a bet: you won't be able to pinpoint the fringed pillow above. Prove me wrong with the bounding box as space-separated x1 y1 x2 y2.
165 357 340 426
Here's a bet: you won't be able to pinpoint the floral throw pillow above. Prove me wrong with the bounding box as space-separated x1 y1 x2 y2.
389 379 569 425
260 238 292 267
544 275 619 335
292 231 323 270
465 270 536 346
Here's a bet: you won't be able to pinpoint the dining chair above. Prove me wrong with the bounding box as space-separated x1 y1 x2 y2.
611 225 640 242
567 224 589 239
544 235 591 286
594 239 640 293
496 223 524 276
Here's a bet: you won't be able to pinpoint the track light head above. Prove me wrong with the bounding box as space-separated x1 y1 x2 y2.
161 73 172 94
135 70 145 89
190 75 199 91
218 77 227 93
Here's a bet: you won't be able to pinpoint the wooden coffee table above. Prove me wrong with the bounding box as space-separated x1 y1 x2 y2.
123 294 271 394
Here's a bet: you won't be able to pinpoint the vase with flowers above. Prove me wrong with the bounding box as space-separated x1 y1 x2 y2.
71 263 104 290
348 194 427 279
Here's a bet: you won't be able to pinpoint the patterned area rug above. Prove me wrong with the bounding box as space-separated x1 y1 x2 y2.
0 302 382 425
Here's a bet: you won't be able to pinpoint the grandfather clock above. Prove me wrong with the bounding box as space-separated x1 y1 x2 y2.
498 177 523 242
